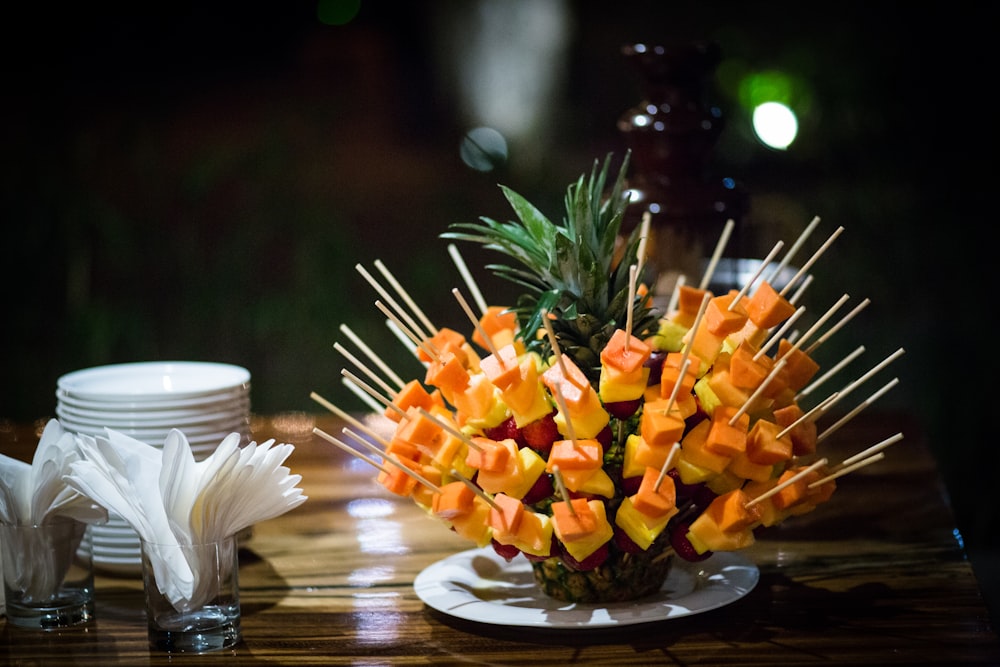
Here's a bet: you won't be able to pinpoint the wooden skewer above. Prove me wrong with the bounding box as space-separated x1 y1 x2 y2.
699 218 735 291
804 298 870 355
375 300 438 362
453 287 499 359
654 442 681 492
342 377 385 414
339 427 442 492
663 357 691 416
809 452 886 488
796 344 866 400
766 215 821 285
681 292 712 358
636 211 651 278
816 380 899 445
777 392 838 440
340 368 401 417
335 342 398 400
313 427 390 474
746 458 828 507
814 347 905 418
782 293 851 356
374 259 439 337
780 225 844 297
838 432 904 468
788 273 813 305
730 240 784 310
551 465 576 515
729 358 788 426
450 469 500 510
754 306 806 361
448 243 488 316
625 264 637 347
310 391 389 446
666 274 686 314
357 263 431 342
339 323 406 390
416 407 483 452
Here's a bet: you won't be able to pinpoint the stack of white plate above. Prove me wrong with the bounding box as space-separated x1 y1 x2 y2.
55 361 252 575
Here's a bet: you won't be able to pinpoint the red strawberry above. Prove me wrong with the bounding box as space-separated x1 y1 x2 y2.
613 527 643 554
559 542 610 571
483 415 522 445
521 473 554 505
669 522 712 562
491 539 521 562
605 398 641 420
520 411 559 454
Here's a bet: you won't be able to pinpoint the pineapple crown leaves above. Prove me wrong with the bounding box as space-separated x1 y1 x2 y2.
442 152 659 378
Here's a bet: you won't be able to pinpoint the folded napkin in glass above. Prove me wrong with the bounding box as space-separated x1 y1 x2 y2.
65 427 307 611
0 419 109 610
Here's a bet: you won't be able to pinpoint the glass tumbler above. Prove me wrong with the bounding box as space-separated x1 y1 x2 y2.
141 534 241 653
0 519 95 630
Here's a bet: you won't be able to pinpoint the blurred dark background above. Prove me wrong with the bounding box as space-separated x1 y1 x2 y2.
1 1 994 619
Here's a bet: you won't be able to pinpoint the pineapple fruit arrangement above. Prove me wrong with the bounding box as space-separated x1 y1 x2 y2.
314 154 903 603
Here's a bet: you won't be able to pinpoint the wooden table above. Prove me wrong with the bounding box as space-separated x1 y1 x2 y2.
2 411 998 665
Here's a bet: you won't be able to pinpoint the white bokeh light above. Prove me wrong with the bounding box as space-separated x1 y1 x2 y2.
752 101 799 150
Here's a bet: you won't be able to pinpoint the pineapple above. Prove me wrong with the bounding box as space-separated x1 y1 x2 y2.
442 153 675 602
443 152 659 381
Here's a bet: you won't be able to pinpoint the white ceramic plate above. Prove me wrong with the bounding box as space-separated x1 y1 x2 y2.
414 547 759 628
56 386 250 412
57 361 250 401
55 397 250 423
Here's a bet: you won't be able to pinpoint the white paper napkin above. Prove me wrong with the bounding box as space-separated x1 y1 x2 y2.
65 427 307 611
0 419 109 612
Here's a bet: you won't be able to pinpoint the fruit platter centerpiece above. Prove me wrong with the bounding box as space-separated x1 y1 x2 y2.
312 154 903 605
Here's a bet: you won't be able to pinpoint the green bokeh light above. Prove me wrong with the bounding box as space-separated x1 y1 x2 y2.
317 0 361 26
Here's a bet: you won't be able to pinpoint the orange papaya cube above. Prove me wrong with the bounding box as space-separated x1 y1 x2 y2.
417 327 468 363
384 437 422 463
686 510 756 554
725 317 768 351
707 368 751 409
488 492 525 541
742 479 787 527
431 480 475 520
504 372 552 427
424 349 470 399
541 355 590 392
394 406 443 448
472 306 518 350
546 439 602 472
376 458 420 497
680 418 731 474
746 419 793 465
704 291 749 336
479 343 522 391
772 403 818 456
465 437 512 472
600 328 652 374
677 285 711 316
474 438 524 494
771 467 811 510
704 488 759 532
640 399 686 448
726 448 775 482
411 464 443 509
510 511 554 557
745 281 796 329
452 373 503 422
633 437 675 472
551 497 598 541
705 405 749 457
776 339 821 391
659 352 701 399
385 379 437 423
450 496 494 547
632 466 678 518
686 324 726 374
728 342 772 390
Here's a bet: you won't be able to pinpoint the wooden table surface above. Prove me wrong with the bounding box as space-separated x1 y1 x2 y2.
1 411 998 665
